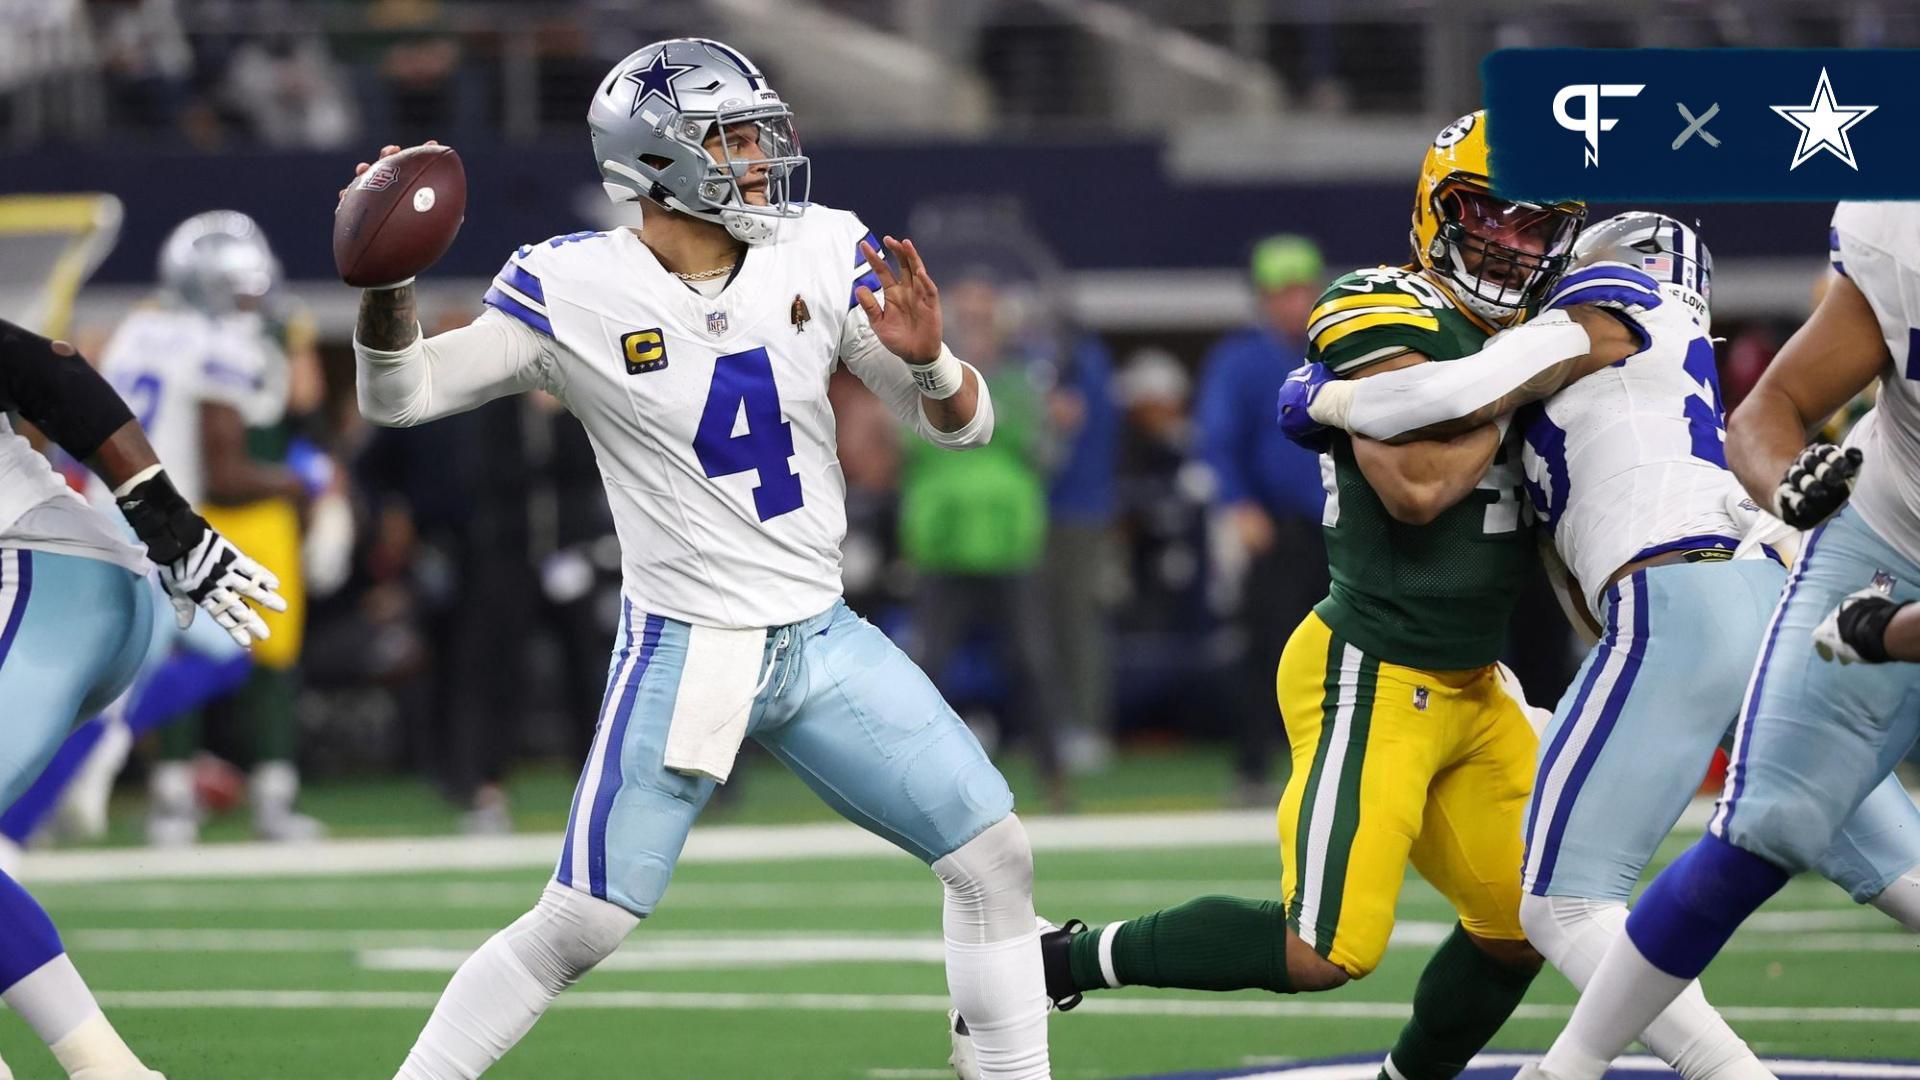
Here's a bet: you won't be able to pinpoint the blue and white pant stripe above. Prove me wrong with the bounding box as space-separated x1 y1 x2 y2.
1525 572 1648 895
558 600 665 898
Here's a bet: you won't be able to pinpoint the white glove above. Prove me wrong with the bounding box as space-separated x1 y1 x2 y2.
115 468 288 648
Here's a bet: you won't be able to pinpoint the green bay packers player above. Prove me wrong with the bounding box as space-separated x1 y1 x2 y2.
1033 112 1584 1080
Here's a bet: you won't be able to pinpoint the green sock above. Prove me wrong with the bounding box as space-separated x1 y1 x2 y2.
1381 925 1538 1080
1066 895 1293 994
156 709 202 761
242 668 299 763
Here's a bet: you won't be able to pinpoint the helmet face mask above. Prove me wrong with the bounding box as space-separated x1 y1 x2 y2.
1431 183 1582 316
589 39 810 246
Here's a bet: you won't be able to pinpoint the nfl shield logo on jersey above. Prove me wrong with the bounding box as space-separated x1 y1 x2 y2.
706 310 729 336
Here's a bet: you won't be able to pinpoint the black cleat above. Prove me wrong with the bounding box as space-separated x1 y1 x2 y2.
1041 918 1088 1011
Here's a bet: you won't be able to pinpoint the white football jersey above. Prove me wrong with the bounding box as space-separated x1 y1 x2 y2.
1520 299 1745 620
0 417 149 574
1829 202 1920 566
479 206 951 628
88 306 284 507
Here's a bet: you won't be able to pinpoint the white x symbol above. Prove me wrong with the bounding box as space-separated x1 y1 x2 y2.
1673 101 1721 149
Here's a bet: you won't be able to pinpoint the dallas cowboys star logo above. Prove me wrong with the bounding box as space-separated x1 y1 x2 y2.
1771 67 1877 171
624 51 700 117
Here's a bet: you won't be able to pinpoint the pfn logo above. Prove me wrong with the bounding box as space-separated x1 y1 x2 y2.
1553 83 1645 167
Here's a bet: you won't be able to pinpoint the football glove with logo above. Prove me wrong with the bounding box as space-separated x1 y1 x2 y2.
1774 442 1863 530
115 469 287 647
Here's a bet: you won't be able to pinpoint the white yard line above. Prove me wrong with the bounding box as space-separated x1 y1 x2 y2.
82 989 1920 1026
1223 1057 1920 1080
21 810 1284 884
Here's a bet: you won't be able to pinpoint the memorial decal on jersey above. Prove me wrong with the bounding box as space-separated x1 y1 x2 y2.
622 328 669 375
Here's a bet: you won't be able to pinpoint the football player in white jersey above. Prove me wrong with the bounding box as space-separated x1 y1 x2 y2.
1512 203 1920 1080
349 38 1049 1080
71 212 326 848
0 316 282 1080
1281 212 1920 1080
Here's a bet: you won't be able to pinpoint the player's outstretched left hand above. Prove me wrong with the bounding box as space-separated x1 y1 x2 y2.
856 237 941 365
1815 586 1909 665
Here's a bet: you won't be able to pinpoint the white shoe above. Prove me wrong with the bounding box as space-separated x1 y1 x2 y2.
946 1009 981 1080
54 719 133 842
253 811 325 843
144 812 198 848
69 1069 165 1080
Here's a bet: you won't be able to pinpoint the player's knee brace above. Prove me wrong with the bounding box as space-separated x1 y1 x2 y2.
504 882 640 994
933 814 1035 944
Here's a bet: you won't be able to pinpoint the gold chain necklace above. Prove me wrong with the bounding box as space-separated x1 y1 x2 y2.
672 263 737 281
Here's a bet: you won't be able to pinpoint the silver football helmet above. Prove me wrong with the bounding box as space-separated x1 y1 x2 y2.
1572 212 1713 332
588 38 808 246
158 210 280 316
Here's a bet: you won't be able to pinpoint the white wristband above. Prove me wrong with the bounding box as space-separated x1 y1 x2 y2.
1306 380 1357 430
112 463 165 499
364 277 415 292
907 344 965 400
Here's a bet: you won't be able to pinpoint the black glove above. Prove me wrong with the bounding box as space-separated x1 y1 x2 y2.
1774 443 1863 530
116 469 286 646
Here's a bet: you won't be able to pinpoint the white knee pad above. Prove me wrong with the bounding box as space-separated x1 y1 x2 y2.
504 882 640 994
1869 867 1920 932
933 814 1035 945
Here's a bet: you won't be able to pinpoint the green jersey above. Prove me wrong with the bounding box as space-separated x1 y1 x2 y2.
1305 266 1533 671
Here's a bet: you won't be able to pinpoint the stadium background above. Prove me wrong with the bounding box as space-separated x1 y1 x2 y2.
2 2 1918 1077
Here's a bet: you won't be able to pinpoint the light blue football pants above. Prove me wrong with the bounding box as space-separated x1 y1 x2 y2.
1714 508 1920 884
0 549 153 808
555 598 1016 916
1525 553 1920 905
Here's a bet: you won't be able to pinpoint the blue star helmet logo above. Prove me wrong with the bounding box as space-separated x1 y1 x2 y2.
624 51 701 117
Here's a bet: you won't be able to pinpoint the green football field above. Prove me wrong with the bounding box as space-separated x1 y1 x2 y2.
6 753 1919 1079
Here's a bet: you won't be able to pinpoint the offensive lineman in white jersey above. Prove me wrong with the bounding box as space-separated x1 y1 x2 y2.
1517 201 1920 1080
349 38 1050 1080
1281 213 1920 1080
0 317 282 1079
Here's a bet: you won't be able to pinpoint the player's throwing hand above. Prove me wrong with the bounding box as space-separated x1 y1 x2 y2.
856 237 942 365
338 140 436 204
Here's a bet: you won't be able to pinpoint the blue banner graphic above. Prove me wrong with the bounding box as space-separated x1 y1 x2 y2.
1483 49 1920 202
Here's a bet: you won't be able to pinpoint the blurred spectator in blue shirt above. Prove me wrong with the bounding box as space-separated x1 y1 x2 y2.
1194 234 1327 804
1044 333 1120 770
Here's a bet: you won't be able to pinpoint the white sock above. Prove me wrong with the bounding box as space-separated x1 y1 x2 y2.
147 762 194 818
0 1044 13 1080
933 816 1050 1080
3 955 107 1046
250 760 299 821
1868 868 1920 931
1539 928 1692 1080
397 882 635 1079
48 1011 148 1078
1522 895 1772 1080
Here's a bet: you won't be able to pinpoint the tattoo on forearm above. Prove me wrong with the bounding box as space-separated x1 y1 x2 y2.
356 284 419 351
1385 360 1579 444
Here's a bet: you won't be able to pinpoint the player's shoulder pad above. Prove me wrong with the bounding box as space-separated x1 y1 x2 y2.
483 232 605 338
1307 265 1452 374
801 205 883 310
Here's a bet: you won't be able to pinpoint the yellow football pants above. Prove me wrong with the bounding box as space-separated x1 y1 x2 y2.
1275 611 1535 978
200 498 303 670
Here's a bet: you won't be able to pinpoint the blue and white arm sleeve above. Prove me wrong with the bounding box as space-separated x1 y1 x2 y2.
1309 311 1593 440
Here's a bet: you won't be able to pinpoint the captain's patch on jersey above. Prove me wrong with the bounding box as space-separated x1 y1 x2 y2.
1119 1053 1920 1080
622 328 669 374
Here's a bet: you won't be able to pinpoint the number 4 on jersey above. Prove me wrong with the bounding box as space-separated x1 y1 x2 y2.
693 347 804 521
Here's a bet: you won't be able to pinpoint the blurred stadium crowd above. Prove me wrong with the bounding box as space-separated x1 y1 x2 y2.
0 0 1906 839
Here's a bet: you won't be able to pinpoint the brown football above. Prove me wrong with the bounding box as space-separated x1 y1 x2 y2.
333 144 467 288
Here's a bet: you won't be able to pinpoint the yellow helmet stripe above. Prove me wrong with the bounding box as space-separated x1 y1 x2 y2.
1309 291 1425 325
1314 310 1441 348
